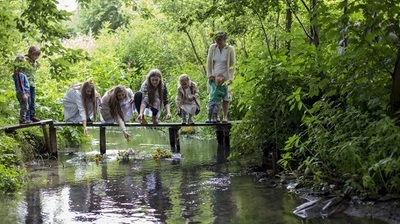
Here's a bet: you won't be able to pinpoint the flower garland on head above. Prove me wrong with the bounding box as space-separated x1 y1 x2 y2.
208 31 227 41
86 77 93 84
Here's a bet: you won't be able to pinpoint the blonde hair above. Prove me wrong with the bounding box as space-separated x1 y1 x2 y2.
178 74 191 87
216 75 225 85
14 55 25 62
146 69 163 107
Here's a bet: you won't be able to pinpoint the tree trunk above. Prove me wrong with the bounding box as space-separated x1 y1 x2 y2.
310 0 319 47
390 47 400 118
285 0 292 56
184 29 206 75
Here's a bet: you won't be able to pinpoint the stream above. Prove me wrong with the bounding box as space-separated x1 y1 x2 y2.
0 127 391 223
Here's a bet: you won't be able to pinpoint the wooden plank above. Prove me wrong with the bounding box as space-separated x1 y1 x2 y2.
51 121 236 128
1 119 239 159
1 120 240 130
0 119 54 131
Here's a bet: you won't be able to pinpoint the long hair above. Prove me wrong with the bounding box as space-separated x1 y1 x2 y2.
146 69 163 107
81 81 98 121
109 85 126 122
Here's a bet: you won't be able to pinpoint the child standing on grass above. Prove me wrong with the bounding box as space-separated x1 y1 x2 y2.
207 75 227 123
24 45 42 122
175 74 200 125
12 55 31 124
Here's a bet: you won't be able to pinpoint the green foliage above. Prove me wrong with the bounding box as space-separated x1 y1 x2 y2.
76 0 129 36
0 164 25 193
59 127 85 147
0 135 27 193
231 51 305 166
1 0 400 196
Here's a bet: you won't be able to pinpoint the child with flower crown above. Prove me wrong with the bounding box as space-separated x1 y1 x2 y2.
175 74 200 124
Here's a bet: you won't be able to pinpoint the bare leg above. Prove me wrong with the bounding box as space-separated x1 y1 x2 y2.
222 100 229 122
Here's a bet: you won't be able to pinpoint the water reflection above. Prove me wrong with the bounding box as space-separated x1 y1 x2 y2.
0 128 390 224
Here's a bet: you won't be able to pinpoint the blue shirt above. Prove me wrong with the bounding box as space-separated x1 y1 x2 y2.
13 70 30 94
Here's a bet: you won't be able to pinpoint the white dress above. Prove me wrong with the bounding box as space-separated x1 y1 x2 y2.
180 87 197 115
63 87 99 123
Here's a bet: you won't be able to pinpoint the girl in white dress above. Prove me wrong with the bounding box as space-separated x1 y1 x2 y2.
63 80 101 135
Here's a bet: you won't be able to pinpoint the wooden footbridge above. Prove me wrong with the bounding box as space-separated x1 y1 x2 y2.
0 119 233 157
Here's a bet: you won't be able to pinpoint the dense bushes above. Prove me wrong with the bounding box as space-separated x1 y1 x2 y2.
0 135 27 193
1 0 400 196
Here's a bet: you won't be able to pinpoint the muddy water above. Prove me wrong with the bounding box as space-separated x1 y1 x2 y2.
0 127 389 223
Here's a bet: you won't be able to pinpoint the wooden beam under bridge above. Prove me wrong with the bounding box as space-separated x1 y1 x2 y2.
50 122 234 156
0 119 54 155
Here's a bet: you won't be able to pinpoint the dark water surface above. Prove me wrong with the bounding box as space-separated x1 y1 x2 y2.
0 127 389 224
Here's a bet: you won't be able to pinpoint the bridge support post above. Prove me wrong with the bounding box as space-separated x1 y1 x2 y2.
41 124 51 154
216 124 231 148
169 127 180 153
216 145 230 164
100 126 106 154
49 124 58 158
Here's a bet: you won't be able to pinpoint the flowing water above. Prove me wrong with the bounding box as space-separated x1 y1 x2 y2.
0 127 390 224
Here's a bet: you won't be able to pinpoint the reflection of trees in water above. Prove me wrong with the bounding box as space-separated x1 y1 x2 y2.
145 170 172 222
65 162 174 222
216 145 230 164
25 163 61 223
21 143 235 223
212 146 237 224
68 163 145 214
25 189 43 223
179 166 202 223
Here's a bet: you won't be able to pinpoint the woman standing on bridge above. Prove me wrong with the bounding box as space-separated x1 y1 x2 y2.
135 69 172 125
100 85 135 141
206 31 236 123
63 79 101 136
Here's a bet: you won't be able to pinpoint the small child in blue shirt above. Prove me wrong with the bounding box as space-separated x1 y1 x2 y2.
207 75 227 123
12 55 31 124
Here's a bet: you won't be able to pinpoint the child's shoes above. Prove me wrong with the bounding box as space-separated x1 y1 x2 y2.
19 119 32 124
30 117 40 122
138 117 148 125
152 116 159 125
